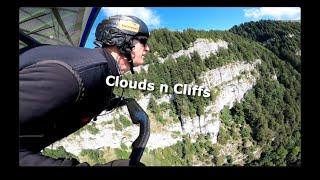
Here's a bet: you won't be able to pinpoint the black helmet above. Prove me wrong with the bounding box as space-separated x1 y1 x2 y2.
95 15 149 74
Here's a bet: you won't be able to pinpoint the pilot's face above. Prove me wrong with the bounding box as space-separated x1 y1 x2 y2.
131 37 150 66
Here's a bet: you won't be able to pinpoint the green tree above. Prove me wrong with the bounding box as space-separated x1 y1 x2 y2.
119 115 131 128
42 146 77 160
80 149 106 164
148 96 160 114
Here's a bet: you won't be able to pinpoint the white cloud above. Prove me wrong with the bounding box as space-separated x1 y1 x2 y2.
244 7 301 20
102 7 160 29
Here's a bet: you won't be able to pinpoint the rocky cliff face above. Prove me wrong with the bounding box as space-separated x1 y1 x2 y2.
157 38 228 64
49 38 261 156
170 38 228 60
167 59 261 144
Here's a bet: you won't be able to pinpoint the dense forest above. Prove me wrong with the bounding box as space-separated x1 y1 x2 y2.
230 20 301 72
44 20 301 166
228 20 301 166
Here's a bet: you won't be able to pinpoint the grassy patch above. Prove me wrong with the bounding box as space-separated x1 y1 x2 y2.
86 124 100 135
119 115 132 128
79 149 106 165
114 148 130 159
42 146 78 160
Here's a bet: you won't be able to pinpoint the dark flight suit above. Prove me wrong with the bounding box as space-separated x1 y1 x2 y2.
19 45 120 166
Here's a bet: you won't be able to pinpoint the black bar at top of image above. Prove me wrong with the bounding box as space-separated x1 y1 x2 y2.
17 0 303 7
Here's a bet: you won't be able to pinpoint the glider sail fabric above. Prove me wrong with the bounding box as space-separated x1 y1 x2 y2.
19 7 101 49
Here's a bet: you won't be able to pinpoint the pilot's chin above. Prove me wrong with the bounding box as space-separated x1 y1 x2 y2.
134 61 144 67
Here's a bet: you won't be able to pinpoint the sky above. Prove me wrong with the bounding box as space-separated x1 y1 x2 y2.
84 7 301 48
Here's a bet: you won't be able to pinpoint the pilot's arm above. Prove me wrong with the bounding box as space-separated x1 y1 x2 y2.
19 61 83 166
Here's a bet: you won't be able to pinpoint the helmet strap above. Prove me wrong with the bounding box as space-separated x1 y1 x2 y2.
128 59 135 74
94 40 102 48
118 35 135 74
122 51 135 74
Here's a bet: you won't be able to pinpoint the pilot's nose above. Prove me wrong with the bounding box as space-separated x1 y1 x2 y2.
145 44 150 52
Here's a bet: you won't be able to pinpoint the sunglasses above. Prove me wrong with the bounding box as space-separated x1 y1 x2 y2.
134 36 148 46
